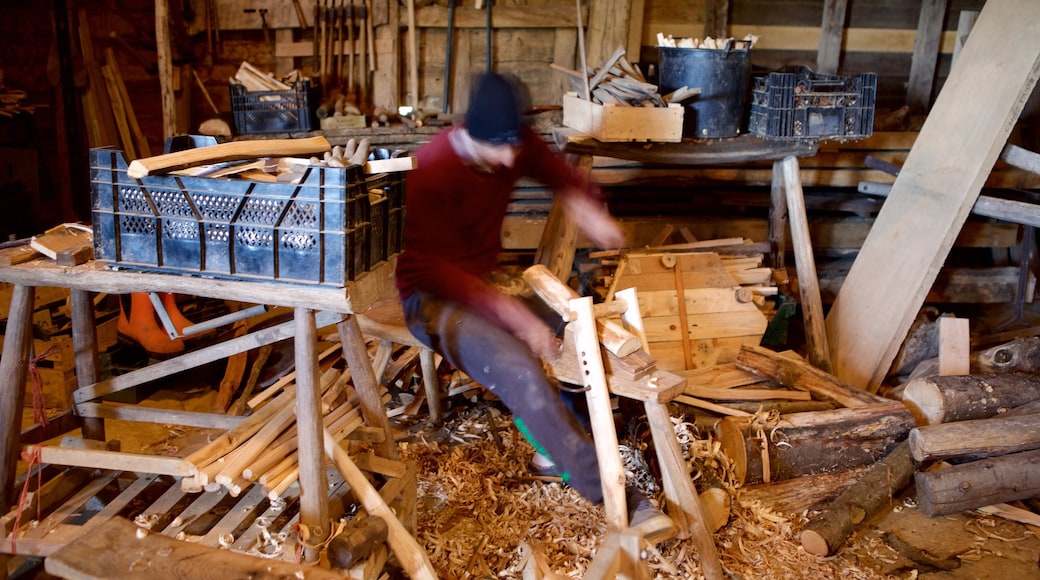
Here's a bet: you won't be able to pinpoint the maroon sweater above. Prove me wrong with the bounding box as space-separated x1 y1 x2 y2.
395 125 597 325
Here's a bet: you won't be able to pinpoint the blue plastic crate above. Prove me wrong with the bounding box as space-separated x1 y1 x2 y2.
230 80 320 135
89 148 402 286
749 67 876 142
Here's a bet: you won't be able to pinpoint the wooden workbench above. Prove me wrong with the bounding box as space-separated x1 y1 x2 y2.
0 256 398 562
540 128 820 279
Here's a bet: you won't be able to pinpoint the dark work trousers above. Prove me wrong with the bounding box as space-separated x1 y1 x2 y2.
401 289 604 504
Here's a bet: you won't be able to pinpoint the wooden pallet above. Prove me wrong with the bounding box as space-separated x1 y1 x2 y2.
0 461 414 570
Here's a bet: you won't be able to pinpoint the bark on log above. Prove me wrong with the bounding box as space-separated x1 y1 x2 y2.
717 404 914 485
915 448 1040 516
909 413 1040 462
800 442 916 556
900 373 1040 425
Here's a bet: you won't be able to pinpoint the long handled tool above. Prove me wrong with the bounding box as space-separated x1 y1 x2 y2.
442 0 455 113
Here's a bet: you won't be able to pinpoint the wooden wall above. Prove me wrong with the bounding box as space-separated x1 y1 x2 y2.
0 0 1027 239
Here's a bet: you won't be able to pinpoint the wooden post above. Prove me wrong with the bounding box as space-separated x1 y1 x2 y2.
337 314 398 459
0 285 34 509
704 0 728 40
817 0 848 75
627 0 645 65
825 0 1040 391
782 156 831 372
645 402 724 579
584 0 631 70
906 0 950 113
294 308 330 562
155 0 176 142
70 289 104 440
768 160 788 270
570 296 627 531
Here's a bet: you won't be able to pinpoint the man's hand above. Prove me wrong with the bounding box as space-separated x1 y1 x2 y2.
561 190 625 250
491 294 563 359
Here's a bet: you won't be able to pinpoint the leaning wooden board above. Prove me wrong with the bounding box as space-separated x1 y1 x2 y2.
825 0 1040 391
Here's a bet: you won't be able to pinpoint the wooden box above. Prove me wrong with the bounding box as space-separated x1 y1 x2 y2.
562 93 684 143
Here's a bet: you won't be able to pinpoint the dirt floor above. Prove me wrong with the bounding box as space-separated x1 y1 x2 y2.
13 367 1040 580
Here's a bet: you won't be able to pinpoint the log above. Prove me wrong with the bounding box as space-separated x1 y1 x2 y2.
799 442 916 556
126 136 332 178
327 515 389 570
909 413 1040 462
972 337 1040 374
738 465 871 515
915 448 1040 516
900 373 1040 425
735 345 889 408
717 404 915 485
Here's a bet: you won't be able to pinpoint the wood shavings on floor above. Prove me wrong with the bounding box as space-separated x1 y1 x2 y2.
399 405 901 579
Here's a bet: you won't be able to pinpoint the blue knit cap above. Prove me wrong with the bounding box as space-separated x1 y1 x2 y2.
465 73 522 145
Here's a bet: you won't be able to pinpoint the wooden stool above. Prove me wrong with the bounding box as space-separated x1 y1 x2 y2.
356 298 444 424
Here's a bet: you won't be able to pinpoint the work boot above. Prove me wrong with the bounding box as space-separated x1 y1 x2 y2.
527 451 560 478
160 292 197 337
627 487 676 544
117 292 185 357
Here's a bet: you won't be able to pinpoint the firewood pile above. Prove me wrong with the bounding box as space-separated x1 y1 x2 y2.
553 46 697 107
178 344 382 501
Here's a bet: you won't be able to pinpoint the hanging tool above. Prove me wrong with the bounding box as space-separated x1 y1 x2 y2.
244 8 270 46
575 0 590 100
442 0 455 113
484 0 493 72
292 0 309 30
312 1 321 79
346 0 355 97
336 0 344 88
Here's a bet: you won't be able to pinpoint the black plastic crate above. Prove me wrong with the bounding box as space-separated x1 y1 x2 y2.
230 80 320 135
749 68 876 142
89 147 401 287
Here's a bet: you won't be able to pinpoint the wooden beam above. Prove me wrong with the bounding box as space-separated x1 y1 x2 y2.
825 0 1040 391
585 0 631 67
704 0 728 39
906 0 949 113
817 0 848 75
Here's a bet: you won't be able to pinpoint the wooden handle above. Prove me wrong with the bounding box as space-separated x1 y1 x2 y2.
127 136 331 178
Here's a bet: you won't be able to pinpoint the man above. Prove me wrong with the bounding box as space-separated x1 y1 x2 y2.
395 73 673 540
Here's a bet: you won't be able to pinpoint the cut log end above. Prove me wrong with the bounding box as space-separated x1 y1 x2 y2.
901 377 945 425
800 529 830 556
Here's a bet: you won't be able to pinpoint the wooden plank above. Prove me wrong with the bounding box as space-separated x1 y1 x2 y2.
907 0 950 112
937 316 970 376
76 402 244 431
126 136 331 178
825 0 1040 391
44 517 344 579
728 25 960 54
31 446 184 476
817 0 849 75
